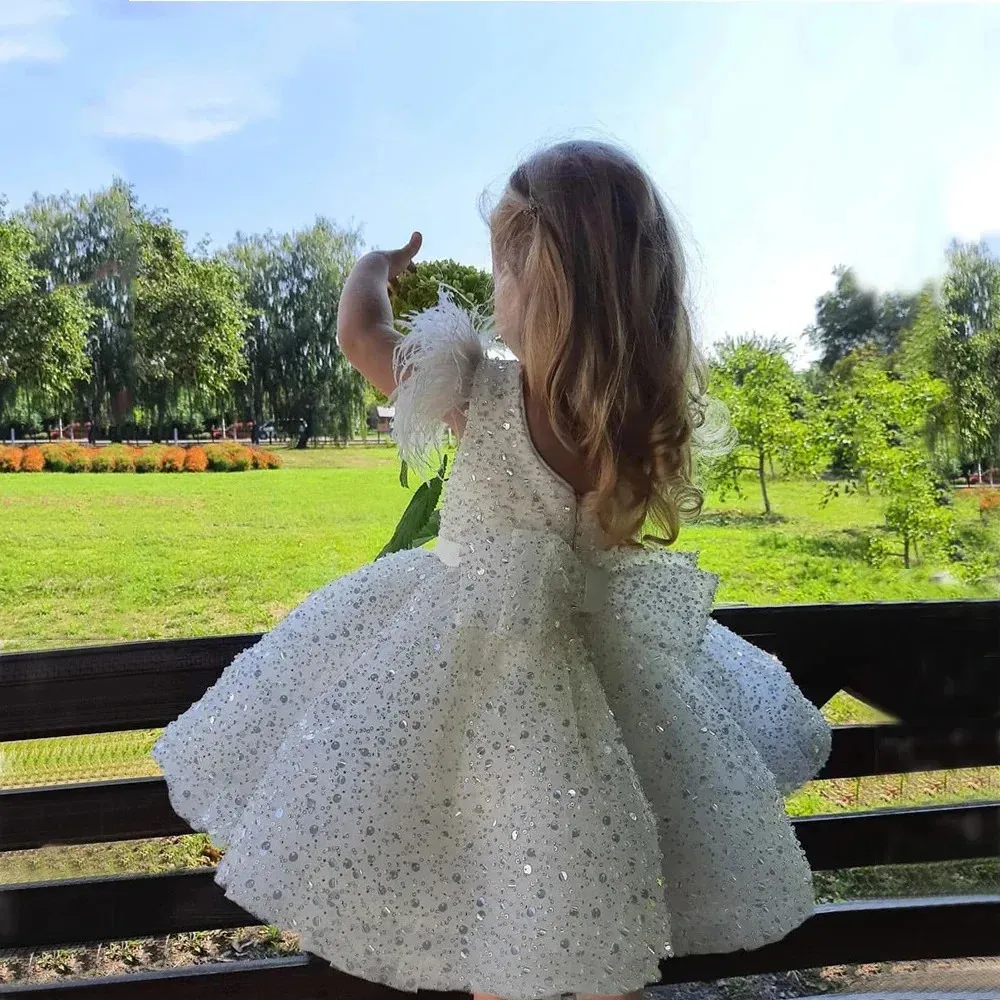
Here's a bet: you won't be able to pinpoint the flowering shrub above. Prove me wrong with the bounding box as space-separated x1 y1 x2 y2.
184 446 209 472
161 446 187 473
2 442 281 472
108 445 137 472
134 445 166 473
20 446 44 472
252 449 283 470
41 443 73 472
64 445 92 471
978 487 1000 519
228 446 253 472
204 444 233 472
89 448 113 472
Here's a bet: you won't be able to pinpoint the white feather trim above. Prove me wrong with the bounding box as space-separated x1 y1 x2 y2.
391 286 496 479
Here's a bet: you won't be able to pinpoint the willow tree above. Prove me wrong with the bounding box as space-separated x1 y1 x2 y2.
133 217 249 436
19 180 141 436
0 214 91 427
229 219 364 448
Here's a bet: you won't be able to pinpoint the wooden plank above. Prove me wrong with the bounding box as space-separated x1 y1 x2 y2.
8 975 999 1000
4 861 1000 960
0 956 465 1000
820 723 1000 779
1 893 999 994
715 600 1000 723
659 895 1000 983
0 778 187 853
0 871 249 950
4 777 1000 870
794 801 1000 870
800 995 1000 1000
0 634 260 742
3 601 999 741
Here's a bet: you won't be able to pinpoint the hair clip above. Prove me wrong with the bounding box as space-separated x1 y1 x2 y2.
526 196 541 218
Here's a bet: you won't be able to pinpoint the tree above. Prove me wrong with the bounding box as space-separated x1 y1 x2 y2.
134 217 249 435
894 244 1000 475
807 266 918 370
824 360 952 567
229 219 364 449
389 259 493 322
0 214 92 424
19 181 142 437
708 336 822 515
937 241 1000 472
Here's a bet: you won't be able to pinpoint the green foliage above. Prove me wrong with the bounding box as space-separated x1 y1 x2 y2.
18 181 142 432
389 260 493 322
0 215 92 408
807 266 918 370
822 360 953 567
707 336 824 515
935 241 1000 469
228 219 365 448
377 456 448 558
134 218 250 408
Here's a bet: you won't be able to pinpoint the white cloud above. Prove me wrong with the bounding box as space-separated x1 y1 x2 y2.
91 70 278 147
0 0 69 63
946 145 1000 243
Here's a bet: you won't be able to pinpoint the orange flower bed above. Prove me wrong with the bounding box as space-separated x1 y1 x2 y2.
184 446 209 472
20 446 44 472
978 487 1000 518
161 446 187 473
2 442 281 472
252 448 283 470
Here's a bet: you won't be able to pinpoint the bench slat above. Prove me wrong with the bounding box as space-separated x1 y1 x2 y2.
3 777 1000 870
3 601 998 741
821 723 1000 779
0 955 464 1000
1 877 998 990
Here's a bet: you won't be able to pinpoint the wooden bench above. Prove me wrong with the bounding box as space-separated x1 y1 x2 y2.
2 599 999 998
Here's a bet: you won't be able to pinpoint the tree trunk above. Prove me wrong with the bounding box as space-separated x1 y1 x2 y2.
903 536 910 569
758 450 771 515
295 419 311 450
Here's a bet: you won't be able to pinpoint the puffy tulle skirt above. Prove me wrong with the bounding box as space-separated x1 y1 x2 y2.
153 535 830 999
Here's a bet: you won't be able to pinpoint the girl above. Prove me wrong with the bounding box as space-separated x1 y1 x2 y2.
154 141 830 1000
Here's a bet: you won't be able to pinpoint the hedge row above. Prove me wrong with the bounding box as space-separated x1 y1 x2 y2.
0 442 282 473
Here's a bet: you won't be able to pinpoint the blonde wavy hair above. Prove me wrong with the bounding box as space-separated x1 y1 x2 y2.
488 140 708 546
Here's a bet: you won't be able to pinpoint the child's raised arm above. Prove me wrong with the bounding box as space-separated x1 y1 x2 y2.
337 232 422 397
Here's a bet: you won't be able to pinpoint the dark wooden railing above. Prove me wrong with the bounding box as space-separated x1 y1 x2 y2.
2 599 999 998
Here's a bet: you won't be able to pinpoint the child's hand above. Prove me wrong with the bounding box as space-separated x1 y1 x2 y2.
379 232 423 288
338 232 423 398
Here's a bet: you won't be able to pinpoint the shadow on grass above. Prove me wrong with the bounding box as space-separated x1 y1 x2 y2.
796 528 872 561
750 526 873 563
697 510 789 528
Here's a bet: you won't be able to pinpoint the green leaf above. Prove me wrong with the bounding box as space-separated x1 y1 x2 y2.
399 460 409 489
377 456 449 559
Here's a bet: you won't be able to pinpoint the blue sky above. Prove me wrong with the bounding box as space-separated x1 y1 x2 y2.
2 1 999 358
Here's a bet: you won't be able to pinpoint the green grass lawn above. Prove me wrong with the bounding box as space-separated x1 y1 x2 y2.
1 447 998 895
2 445 995 650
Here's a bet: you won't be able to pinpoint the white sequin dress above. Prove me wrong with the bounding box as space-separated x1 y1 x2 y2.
154 309 831 1000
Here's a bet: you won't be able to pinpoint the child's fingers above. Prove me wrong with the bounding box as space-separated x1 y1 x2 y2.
404 231 422 259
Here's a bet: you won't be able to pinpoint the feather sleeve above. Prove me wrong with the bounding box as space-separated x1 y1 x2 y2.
390 287 495 479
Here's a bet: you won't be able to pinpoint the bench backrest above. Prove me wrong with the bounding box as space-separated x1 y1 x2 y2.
2 599 999 997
